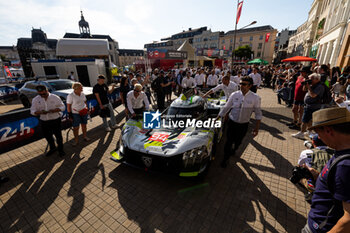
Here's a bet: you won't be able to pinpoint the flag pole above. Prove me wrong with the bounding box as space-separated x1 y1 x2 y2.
231 0 240 71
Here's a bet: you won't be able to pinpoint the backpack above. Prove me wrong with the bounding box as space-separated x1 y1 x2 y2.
311 148 334 173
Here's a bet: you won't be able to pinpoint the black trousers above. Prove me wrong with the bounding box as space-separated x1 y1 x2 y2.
251 85 257 93
223 119 249 162
156 92 165 111
41 118 63 152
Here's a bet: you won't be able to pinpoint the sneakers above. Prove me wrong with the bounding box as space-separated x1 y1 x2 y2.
105 127 112 132
111 124 118 129
291 131 306 139
72 141 78 146
84 137 91 142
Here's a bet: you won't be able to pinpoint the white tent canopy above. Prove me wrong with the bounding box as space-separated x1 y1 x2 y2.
56 38 109 57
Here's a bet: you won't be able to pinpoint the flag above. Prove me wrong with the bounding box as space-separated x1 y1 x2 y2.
265 33 271 42
236 1 243 24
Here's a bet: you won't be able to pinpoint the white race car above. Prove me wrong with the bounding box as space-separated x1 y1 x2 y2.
110 94 225 177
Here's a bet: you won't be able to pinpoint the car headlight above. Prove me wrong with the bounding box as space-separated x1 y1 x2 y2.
183 146 208 168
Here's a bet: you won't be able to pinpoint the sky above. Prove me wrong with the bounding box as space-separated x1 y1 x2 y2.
0 0 314 49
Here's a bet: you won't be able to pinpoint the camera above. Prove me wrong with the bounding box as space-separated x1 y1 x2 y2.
301 79 312 85
289 166 314 184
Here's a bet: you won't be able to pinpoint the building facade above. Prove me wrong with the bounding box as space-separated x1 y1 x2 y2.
220 25 278 63
314 0 350 66
144 27 207 50
192 30 223 50
63 11 119 66
0 46 20 64
288 22 308 57
336 19 350 68
117 49 144 67
273 29 296 63
17 28 57 77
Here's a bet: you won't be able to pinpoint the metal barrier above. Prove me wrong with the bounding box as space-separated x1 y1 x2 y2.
0 88 121 154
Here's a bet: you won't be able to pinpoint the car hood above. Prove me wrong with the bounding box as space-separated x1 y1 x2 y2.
52 87 93 97
121 119 213 157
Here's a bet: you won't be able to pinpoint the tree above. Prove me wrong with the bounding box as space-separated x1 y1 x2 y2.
234 45 253 59
0 54 6 61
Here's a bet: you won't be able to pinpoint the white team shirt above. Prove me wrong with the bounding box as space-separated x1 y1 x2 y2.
249 72 262 87
126 90 150 114
195 73 206 85
30 93 65 121
211 81 238 99
207 74 218 86
67 92 87 114
182 77 196 88
219 90 262 123
231 75 241 84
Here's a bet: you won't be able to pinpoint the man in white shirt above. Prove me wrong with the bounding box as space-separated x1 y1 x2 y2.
68 72 77 81
217 76 262 168
30 85 66 156
231 71 242 85
203 76 238 99
249 68 262 93
182 72 196 90
126 84 150 118
207 70 218 88
195 69 206 88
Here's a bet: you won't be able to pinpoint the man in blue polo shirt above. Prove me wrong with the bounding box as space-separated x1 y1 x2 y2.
301 107 350 233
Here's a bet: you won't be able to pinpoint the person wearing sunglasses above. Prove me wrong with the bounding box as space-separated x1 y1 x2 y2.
30 85 66 157
217 76 262 168
126 84 150 118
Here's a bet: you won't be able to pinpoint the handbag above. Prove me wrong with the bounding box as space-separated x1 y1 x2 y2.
78 108 88 116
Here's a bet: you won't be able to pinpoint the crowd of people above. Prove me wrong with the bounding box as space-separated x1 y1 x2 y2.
1 62 349 233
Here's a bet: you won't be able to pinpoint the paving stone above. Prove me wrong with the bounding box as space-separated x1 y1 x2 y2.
0 90 309 232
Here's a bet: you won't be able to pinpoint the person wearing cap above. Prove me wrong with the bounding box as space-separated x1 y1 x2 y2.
93 75 117 132
216 76 262 168
287 66 310 130
292 73 325 139
301 107 350 233
126 83 150 118
30 85 66 156
202 75 238 99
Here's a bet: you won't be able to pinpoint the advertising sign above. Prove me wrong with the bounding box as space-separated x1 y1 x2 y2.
147 49 187 60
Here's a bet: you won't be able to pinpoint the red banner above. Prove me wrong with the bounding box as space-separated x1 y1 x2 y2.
265 33 271 42
236 1 243 24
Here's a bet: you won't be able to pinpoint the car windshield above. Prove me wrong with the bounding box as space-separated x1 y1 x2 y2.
166 106 203 119
47 80 74 91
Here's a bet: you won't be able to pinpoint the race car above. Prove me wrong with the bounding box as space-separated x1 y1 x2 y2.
110 94 224 177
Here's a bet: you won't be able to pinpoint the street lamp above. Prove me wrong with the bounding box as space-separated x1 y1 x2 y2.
231 20 257 70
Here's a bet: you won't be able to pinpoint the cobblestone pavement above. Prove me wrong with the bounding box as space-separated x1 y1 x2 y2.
0 88 309 233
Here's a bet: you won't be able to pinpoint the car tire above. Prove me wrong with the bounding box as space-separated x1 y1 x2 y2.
20 96 31 108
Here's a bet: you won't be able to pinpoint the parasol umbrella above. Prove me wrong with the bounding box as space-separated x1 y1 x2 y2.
247 58 268 65
282 56 317 62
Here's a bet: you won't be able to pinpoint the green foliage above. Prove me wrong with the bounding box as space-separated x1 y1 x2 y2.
0 54 6 61
318 18 326 30
234 45 253 59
